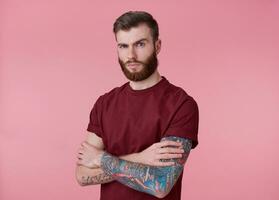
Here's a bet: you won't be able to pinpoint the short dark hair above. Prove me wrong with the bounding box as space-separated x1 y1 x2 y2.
113 11 159 42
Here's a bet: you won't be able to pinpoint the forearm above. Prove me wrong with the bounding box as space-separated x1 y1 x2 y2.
77 136 191 191
76 153 142 186
100 137 192 198
76 165 114 186
119 152 141 162
100 152 183 198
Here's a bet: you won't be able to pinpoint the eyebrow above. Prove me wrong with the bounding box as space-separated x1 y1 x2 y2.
117 38 148 46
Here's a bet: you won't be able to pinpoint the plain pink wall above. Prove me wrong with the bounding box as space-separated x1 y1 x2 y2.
1 0 279 200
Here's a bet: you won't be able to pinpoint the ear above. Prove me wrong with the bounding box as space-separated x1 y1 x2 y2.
155 39 162 55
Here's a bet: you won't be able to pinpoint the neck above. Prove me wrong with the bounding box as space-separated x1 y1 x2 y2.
129 70 162 90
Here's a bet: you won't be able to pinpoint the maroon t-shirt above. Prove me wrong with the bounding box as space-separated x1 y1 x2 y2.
87 76 199 200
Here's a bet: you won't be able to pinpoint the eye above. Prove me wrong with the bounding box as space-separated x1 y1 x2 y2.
136 42 145 47
118 44 128 49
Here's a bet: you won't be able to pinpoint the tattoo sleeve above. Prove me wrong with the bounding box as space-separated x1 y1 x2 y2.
77 166 115 186
100 136 192 198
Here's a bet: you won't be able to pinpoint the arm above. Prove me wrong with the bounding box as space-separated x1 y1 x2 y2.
76 165 114 186
76 132 154 186
76 132 115 186
76 153 143 186
76 155 142 186
100 136 192 198
76 133 184 186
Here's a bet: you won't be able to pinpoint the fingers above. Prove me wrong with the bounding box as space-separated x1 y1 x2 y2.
157 147 184 154
156 140 182 148
157 153 182 160
81 141 90 148
77 153 83 160
76 159 83 165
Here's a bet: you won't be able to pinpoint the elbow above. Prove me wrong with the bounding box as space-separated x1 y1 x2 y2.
75 166 90 186
76 176 86 187
75 170 86 186
154 186 173 199
154 193 168 199
155 194 166 199
77 179 86 187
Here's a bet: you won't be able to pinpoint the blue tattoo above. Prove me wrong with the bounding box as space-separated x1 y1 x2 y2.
100 136 192 198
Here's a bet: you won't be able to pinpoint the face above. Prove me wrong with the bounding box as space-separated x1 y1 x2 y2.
116 23 161 81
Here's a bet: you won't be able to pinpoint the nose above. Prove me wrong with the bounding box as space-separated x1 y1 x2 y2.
127 46 137 60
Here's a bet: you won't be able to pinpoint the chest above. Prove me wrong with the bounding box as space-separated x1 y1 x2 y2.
101 95 171 155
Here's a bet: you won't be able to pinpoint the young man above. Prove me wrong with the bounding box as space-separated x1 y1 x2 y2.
76 11 199 200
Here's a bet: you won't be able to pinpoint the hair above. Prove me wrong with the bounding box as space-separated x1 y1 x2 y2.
113 11 159 42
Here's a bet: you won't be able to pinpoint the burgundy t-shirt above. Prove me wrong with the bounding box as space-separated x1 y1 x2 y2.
87 76 199 200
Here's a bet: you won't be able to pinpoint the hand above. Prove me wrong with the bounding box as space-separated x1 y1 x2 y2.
76 141 104 168
137 140 184 166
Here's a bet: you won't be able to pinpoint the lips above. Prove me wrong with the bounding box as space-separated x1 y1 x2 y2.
126 63 141 70
127 63 140 66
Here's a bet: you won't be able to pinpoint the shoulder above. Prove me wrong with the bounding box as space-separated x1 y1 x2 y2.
95 82 128 104
164 81 198 109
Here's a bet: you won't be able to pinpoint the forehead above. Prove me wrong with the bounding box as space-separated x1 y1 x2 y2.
116 23 153 44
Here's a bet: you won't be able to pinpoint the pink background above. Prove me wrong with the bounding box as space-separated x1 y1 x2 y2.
1 0 279 200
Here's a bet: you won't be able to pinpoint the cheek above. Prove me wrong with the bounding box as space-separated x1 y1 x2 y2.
136 51 151 61
117 50 127 61
137 46 154 58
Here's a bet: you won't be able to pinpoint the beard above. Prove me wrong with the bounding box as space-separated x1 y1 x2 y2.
118 51 158 82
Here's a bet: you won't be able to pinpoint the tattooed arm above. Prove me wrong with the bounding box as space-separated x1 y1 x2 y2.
76 165 114 186
100 136 192 198
76 132 156 186
76 134 183 186
76 153 149 186
76 133 186 187
76 154 145 185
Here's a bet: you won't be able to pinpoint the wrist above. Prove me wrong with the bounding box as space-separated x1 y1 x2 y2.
100 152 117 175
119 152 142 163
134 152 143 164
94 150 105 167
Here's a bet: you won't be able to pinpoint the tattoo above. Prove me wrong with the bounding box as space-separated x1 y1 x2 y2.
81 172 114 186
100 136 192 197
160 136 192 165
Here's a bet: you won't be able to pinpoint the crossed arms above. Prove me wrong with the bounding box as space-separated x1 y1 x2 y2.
76 132 192 198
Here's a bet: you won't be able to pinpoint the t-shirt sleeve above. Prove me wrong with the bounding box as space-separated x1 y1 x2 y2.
163 97 199 149
87 96 104 138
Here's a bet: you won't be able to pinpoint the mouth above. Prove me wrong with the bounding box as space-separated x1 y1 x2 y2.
126 62 141 70
127 62 140 66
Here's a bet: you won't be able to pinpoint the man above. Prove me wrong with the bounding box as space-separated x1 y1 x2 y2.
75 11 199 200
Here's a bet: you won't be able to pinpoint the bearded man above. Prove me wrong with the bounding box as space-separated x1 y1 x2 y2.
76 10 199 200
